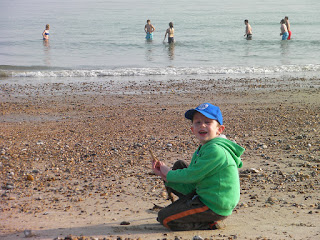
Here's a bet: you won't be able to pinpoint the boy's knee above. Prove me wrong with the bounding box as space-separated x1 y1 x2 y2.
172 160 188 170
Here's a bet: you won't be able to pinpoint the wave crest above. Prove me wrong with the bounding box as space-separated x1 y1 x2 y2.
1 64 320 78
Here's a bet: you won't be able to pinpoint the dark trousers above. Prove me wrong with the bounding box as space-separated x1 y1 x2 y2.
158 160 227 231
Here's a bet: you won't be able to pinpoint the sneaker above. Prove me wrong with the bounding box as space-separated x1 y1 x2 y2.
209 220 226 230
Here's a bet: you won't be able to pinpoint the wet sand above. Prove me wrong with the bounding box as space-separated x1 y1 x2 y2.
0 76 319 240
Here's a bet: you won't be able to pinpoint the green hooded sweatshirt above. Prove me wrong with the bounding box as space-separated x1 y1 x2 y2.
166 137 244 216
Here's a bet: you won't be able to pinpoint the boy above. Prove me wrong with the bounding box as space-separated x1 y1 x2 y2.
152 103 245 231
145 19 155 40
280 19 288 40
284 16 291 40
244 19 252 40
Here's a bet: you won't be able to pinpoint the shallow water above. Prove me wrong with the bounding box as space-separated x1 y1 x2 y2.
0 0 320 80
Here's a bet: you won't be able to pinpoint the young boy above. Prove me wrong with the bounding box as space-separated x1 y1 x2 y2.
152 103 245 231
145 19 155 40
280 19 289 40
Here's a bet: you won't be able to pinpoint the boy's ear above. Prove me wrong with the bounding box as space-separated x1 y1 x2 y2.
217 125 225 135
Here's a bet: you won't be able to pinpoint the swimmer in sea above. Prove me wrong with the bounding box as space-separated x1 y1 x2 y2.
280 19 288 40
284 16 291 40
244 19 252 40
145 20 155 40
164 22 174 43
42 24 50 40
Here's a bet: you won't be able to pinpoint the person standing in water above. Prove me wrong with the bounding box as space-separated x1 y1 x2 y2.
42 24 50 40
284 16 291 40
164 22 174 43
244 19 252 40
145 19 155 40
280 19 289 40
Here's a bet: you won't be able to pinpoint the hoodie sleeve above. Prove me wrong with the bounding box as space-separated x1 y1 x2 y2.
166 144 226 185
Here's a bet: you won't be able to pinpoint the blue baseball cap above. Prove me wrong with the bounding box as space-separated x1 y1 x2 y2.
185 103 223 125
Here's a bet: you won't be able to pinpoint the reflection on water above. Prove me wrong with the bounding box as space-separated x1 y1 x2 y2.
167 43 175 60
244 40 253 57
145 40 154 62
43 40 51 66
280 40 290 65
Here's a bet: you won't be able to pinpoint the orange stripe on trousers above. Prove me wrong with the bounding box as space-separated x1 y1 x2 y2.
163 205 209 229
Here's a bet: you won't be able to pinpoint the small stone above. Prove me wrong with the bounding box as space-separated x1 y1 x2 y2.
193 236 204 240
24 229 35 238
120 221 130 225
267 196 277 204
5 183 14 190
249 168 260 173
285 145 292 150
240 203 248 208
27 175 34 181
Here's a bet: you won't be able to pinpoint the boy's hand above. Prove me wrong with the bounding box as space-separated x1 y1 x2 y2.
152 161 170 181
152 160 162 176
149 149 170 181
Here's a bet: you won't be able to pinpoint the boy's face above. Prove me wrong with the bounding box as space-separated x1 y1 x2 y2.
191 112 225 145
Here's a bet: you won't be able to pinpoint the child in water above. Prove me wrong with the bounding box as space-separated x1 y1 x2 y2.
145 20 155 40
280 19 288 40
42 24 50 40
164 22 174 43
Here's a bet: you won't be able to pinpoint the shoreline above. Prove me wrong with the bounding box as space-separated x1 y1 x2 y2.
0 76 319 240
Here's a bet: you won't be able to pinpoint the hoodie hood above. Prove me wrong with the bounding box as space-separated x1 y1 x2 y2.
208 137 244 168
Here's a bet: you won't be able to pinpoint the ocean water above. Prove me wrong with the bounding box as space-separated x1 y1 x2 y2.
0 0 320 81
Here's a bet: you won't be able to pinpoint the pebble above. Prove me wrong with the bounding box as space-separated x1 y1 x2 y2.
24 229 35 238
193 236 204 240
120 221 130 225
5 183 14 190
266 197 278 204
27 174 34 181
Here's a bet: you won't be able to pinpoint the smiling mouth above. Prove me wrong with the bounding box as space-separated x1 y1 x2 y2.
199 131 207 135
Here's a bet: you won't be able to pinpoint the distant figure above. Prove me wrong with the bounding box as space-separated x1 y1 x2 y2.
244 19 252 40
145 20 155 40
42 24 50 40
280 19 288 40
164 22 174 43
284 16 291 40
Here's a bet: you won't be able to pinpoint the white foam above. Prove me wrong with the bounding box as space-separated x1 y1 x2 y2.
3 64 320 78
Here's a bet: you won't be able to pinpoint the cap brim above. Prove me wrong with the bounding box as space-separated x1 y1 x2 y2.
185 109 220 122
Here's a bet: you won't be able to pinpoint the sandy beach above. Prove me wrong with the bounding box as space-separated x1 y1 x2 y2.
0 76 319 240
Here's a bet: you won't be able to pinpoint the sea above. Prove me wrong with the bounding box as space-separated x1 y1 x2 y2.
0 0 320 84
